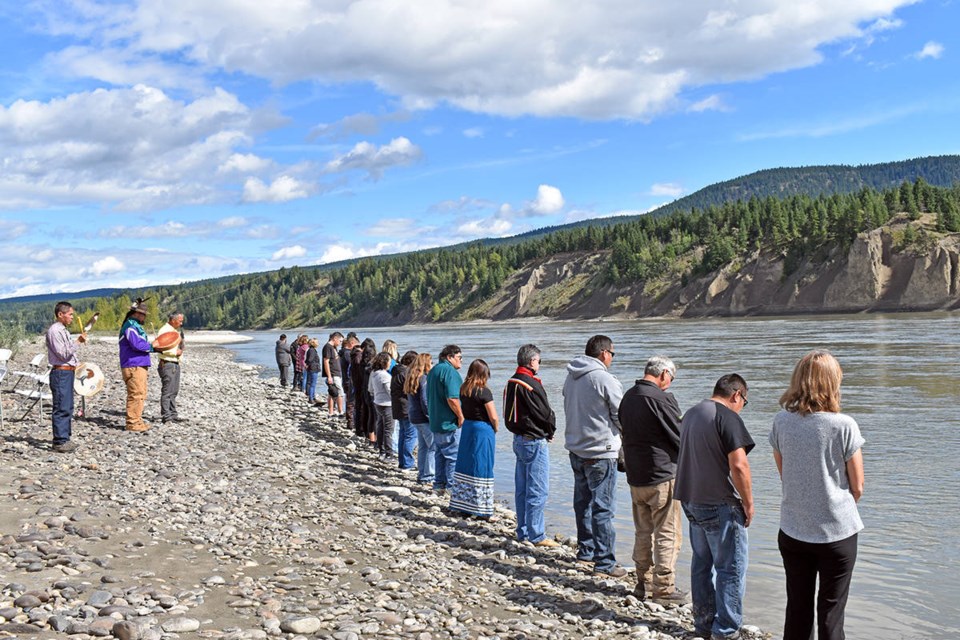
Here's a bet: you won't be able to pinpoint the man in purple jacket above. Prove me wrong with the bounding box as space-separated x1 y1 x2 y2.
119 299 154 432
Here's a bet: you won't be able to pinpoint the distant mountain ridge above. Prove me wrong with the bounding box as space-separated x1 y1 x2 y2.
500 154 960 243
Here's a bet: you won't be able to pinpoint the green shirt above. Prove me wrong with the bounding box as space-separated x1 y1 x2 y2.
426 360 462 433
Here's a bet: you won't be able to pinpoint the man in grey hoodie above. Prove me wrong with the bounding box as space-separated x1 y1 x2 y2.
562 334 626 577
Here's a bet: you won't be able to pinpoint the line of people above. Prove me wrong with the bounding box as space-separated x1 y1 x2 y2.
274 331 865 640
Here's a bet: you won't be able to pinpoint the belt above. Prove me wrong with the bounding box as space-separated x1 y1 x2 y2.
52 365 76 371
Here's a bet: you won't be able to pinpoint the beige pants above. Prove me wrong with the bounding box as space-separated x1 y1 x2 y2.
122 366 148 430
630 478 682 594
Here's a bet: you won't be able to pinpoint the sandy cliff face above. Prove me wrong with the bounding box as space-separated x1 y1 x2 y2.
479 228 960 321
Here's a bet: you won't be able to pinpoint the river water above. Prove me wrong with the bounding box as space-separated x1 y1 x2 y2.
226 314 960 639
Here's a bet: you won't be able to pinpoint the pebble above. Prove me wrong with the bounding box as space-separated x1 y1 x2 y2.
161 617 201 633
0 341 769 640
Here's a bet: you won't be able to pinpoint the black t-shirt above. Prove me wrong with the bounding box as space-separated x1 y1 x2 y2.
460 387 494 424
674 399 755 505
322 343 341 376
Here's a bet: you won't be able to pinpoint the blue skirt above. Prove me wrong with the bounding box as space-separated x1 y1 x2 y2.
449 420 496 517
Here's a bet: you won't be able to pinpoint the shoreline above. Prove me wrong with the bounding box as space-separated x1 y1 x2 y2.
0 340 769 639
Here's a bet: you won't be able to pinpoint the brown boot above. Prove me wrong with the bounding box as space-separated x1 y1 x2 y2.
126 423 150 432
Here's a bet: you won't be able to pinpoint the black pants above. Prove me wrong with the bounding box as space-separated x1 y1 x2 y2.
779 530 858 640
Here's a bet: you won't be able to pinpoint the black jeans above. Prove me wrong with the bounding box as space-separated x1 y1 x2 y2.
779 529 858 640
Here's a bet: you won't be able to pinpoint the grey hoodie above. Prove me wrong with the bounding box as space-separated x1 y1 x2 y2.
562 355 624 459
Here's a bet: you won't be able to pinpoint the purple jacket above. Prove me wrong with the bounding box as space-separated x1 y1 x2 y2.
119 317 153 368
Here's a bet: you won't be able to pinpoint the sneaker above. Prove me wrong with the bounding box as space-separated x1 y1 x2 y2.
52 441 78 453
594 565 628 578
434 488 447 496
653 588 690 604
534 538 561 548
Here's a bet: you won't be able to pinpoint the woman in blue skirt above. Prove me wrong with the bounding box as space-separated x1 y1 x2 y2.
450 359 499 517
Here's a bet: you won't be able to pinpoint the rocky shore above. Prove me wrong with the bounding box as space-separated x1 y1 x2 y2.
1 340 768 640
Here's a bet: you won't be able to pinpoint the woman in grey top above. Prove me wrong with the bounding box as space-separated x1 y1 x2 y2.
770 350 864 640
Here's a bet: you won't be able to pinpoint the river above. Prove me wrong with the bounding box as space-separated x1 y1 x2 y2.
225 313 960 640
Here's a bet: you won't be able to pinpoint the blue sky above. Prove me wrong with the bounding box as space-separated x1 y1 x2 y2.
0 0 957 299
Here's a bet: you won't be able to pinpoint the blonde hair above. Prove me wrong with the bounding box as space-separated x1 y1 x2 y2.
779 350 843 416
382 339 399 361
308 338 319 348
405 353 433 395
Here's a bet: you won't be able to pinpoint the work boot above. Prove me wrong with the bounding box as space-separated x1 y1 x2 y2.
52 441 78 453
126 423 150 432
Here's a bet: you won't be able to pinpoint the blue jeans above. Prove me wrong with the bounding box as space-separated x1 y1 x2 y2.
49 368 74 444
433 429 460 490
397 418 417 468
306 371 319 401
683 502 749 639
569 453 618 572
413 422 436 484
514 436 550 543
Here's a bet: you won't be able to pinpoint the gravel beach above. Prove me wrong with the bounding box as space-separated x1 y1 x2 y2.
1 339 769 640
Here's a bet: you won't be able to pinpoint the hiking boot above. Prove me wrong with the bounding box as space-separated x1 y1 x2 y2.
594 565 628 578
126 423 150 432
631 583 646 601
534 538 561 548
52 441 78 453
653 588 690 604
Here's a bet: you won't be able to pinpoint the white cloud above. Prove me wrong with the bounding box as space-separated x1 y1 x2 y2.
324 137 423 180
367 217 428 238
0 85 289 211
218 153 273 175
47 1 918 120
688 95 729 113
87 255 125 276
463 127 485 138
271 245 307 261
457 218 513 237
528 184 565 215
649 183 684 197
914 41 944 60
218 216 248 228
309 111 411 141
243 175 311 203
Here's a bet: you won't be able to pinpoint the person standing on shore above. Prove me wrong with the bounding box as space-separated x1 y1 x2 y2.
405 353 435 485
675 374 754 640
323 332 344 415
369 352 395 460
156 311 185 424
305 338 321 403
771 351 864 640
427 344 465 495
291 335 305 391
296 336 309 394
504 344 558 547
562 334 625 577
275 334 292 388
449 358 499 517
45 301 86 453
618 355 685 602
119 299 154 432
392 350 418 470
340 333 359 431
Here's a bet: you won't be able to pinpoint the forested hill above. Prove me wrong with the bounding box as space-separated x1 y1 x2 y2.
502 154 960 243
4 176 960 334
653 155 960 218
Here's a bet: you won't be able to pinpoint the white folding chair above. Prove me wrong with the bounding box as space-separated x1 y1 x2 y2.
9 353 48 392
0 348 11 429
10 354 52 422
